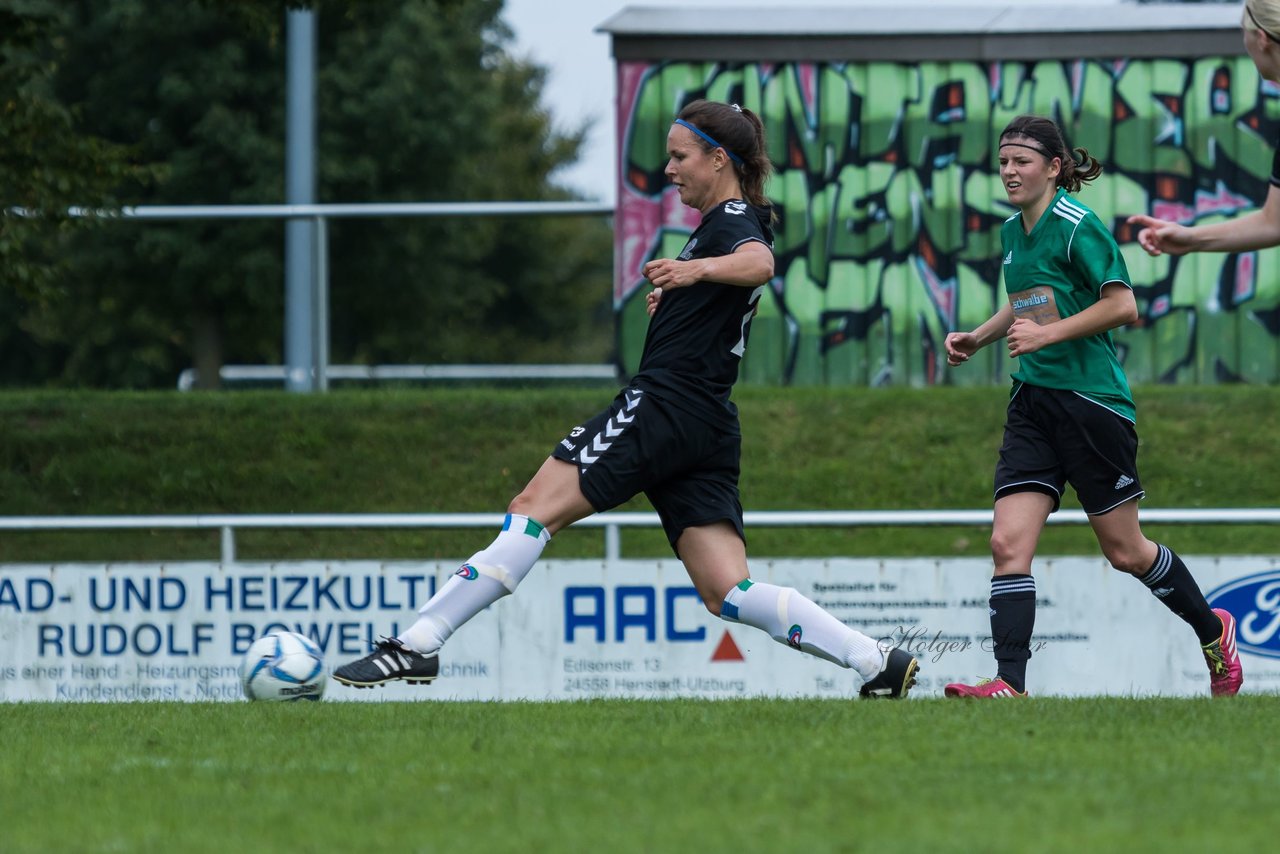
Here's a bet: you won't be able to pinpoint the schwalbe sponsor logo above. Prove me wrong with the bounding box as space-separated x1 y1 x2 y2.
1205 570 1280 659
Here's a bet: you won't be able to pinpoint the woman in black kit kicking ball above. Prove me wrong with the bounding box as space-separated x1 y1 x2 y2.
333 99 919 699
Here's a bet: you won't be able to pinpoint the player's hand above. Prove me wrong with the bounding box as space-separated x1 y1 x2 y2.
1006 317 1052 357
1126 214 1192 257
643 258 701 290
945 331 979 367
646 287 663 318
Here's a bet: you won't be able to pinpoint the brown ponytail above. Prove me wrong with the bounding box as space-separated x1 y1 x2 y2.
1000 115 1103 193
676 99 773 207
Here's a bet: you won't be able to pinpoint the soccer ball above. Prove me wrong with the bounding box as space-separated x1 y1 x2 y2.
240 631 326 702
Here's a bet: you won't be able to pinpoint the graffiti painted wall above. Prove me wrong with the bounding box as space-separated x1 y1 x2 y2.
615 58 1280 386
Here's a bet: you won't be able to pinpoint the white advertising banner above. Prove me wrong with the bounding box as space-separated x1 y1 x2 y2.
2 556 1279 701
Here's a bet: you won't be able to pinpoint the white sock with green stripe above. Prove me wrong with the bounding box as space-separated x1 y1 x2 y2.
720 579 884 680
397 513 550 654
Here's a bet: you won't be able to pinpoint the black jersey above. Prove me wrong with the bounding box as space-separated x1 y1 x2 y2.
633 199 774 425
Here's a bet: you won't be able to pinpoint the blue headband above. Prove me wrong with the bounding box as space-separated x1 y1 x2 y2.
674 119 743 165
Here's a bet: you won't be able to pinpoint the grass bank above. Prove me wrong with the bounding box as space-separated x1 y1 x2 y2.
1 385 1277 561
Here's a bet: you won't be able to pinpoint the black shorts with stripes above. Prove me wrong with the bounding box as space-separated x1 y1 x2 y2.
994 383 1144 515
551 384 743 553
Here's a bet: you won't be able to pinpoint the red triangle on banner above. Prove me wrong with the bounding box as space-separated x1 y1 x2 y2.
711 630 745 662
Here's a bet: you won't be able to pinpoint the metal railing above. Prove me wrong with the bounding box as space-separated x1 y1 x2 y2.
4 508 1279 564
175 363 619 390
72 200 616 391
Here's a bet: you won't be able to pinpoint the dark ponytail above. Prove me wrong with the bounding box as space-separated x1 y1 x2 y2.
1000 115 1102 193
676 99 773 206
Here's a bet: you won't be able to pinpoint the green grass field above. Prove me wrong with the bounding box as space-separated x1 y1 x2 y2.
2 696 1275 853
3 387 1279 852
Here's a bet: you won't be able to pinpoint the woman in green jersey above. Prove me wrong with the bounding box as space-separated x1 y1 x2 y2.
942 115 1242 699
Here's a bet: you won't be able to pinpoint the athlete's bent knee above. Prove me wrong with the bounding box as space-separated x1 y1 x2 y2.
507 491 534 518
1103 547 1148 576
989 529 1027 571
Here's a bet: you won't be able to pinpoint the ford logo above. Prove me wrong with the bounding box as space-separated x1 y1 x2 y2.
1206 571 1280 660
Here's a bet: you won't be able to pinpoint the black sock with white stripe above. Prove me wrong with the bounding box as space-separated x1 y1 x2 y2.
1137 544 1221 645
990 574 1035 693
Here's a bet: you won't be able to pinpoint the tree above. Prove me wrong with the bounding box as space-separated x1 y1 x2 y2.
1 0 612 387
0 0 138 379
314 1 611 367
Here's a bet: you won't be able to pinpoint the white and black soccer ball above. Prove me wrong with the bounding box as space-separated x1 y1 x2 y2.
239 631 326 702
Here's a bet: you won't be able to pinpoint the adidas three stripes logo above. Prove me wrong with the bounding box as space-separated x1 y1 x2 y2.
371 650 413 677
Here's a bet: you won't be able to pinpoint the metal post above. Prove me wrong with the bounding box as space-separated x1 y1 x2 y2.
220 526 236 564
604 523 620 563
313 215 329 391
284 9 317 392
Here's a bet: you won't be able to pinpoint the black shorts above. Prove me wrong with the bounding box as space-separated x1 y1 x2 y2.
551 385 744 554
994 383 1144 515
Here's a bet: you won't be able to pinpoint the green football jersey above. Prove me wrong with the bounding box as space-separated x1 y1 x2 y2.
1001 188 1135 421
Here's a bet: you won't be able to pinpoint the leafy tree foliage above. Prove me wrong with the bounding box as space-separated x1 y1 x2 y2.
314 1 611 367
2 0 612 387
0 0 138 378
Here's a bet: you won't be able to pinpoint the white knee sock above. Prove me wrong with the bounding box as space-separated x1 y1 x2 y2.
721 579 884 680
397 514 550 654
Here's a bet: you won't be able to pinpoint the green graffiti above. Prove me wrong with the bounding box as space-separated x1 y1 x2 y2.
619 57 1280 385
761 64 852 177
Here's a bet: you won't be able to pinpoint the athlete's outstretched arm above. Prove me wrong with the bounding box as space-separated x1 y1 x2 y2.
643 240 773 291
1128 184 1280 256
